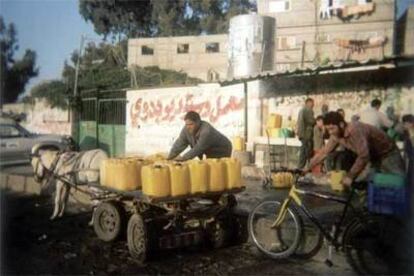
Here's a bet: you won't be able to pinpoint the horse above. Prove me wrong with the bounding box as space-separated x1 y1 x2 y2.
31 144 108 220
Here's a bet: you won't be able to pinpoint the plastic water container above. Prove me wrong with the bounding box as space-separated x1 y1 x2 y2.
101 159 120 189
271 172 293 188
368 173 408 216
205 159 226 192
232 136 246 151
100 159 109 186
101 158 148 191
267 113 282 128
142 164 171 197
330 170 346 191
187 160 209 194
222 158 242 189
168 162 191 196
268 128 281 138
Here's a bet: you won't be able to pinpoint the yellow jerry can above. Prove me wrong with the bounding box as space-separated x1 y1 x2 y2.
146 153 168 162
222 158 242 189
142 164 171 197
271 172 292 188
330 170 346 191
117 160 141 191
168 162 191 197
266 113 283 129
205 159 226 192
101 158 120 188
232 136 246 151
187 160 209 194
100 159 109 186
268 128 281 138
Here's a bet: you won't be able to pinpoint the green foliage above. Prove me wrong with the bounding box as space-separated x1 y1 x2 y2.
78 0 255 38
131 66 202 88
27 40 202 108
0 16 38 104
29 80 69 109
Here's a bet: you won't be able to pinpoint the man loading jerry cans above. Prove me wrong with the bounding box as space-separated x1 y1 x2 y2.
167 111 232 161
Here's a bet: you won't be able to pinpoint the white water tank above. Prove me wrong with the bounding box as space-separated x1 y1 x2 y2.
228 14 275 78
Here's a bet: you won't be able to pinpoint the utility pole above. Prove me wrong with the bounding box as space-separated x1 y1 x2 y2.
71 35 85 147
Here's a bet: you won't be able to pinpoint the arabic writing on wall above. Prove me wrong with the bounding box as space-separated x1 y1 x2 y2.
129 93 244 128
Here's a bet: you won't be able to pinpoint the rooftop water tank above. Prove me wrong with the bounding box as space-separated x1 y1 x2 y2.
228 14 276 79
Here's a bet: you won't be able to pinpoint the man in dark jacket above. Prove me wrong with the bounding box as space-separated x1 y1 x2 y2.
167 111 232 161
297 98 315 169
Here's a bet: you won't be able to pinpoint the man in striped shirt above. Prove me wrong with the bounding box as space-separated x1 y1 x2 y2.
308 111 405 186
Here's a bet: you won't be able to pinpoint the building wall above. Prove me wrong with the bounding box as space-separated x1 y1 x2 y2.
402 6 414 56
2 100 71 135
128 34 228 82
258 0 396 71
263 86 414 133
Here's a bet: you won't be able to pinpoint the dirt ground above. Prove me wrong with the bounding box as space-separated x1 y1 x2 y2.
0 189 362 276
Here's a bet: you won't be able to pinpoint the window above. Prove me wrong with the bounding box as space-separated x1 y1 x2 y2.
141 45 154 55
206 42 220 53
277 36 297 50
269 0 290 13
0 125 21 138
177 43 189 54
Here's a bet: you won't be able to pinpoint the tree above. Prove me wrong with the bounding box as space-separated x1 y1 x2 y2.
0 16 38 105
29 80 69 109
78 0 255 39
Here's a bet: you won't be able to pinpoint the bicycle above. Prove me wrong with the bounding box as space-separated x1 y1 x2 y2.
248 168 411 275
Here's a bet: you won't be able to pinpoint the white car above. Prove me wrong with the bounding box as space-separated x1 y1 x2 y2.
0 117 74 166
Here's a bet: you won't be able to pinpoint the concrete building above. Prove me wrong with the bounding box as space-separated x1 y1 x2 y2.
128 34 228 82
257 0 399 71
128 1 412 79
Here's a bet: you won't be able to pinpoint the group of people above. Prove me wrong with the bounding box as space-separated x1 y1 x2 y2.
167 99 413 188
297 98 414 186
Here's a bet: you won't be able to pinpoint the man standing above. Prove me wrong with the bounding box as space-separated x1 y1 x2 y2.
359 99 393 130
308 112 405 186
297 98 316 169
167 111 232 161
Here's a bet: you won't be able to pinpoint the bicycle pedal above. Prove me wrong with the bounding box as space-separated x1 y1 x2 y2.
324 259 333 267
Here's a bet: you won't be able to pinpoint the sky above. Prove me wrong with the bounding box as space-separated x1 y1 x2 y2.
0 0 413 99
0 0 103 96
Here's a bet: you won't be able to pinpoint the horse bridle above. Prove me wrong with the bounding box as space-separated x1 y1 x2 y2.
30 151 62 184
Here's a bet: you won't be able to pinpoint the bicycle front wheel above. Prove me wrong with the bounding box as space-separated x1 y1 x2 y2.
248 200 302 259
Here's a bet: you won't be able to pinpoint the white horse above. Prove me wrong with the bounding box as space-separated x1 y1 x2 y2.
31 145 108 220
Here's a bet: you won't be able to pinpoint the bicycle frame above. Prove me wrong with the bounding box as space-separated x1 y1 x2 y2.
272 182 360 247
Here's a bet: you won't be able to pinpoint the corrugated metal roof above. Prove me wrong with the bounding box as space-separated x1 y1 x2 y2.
220 56 414 85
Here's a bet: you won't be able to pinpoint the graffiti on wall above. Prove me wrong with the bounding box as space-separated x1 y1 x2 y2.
129 93 244 128
126 84 245 156
268 87 414 126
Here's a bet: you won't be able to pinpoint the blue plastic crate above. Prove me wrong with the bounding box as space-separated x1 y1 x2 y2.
368 182 409 216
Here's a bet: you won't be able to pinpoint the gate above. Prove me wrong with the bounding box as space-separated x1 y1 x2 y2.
78 89 126 157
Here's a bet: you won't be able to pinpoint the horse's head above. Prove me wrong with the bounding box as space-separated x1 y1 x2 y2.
31 144 59 183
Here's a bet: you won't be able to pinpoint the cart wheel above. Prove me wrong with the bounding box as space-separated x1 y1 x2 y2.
93 201 125 242
207 219 227 249
230 215 248 245
127 213 147 264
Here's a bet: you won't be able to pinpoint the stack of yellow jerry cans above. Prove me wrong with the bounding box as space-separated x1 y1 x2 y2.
100 156 243 198
266 113 283 138
100 157 150 191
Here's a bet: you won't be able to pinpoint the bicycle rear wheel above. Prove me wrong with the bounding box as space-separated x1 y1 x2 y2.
248 200 302 259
